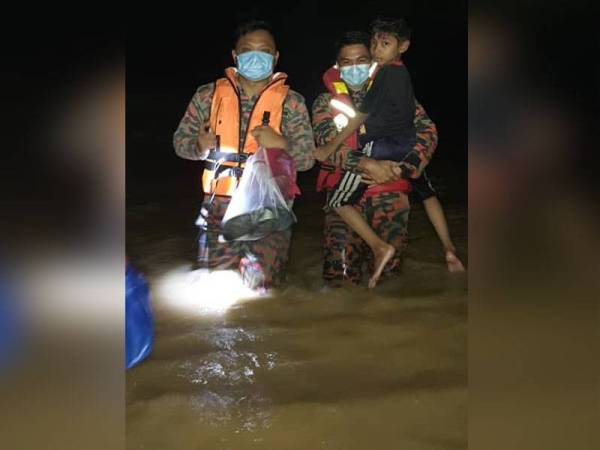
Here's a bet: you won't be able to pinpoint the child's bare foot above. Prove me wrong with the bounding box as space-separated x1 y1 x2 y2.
368 244 396 289
445 250 465 273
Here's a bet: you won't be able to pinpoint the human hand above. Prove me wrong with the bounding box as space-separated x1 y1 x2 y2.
359 159 403 184
197 120 217 154
251 125 288 149
313 143 336 162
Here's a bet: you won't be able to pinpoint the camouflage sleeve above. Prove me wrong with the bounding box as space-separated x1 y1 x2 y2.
339 148 364 171
173 83 214 160
311 93 357 170
400 100 439 178
311 92 336 146
282 90 315 172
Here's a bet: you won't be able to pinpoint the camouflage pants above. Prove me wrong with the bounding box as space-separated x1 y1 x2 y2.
196 196 292 290
323 191 410 285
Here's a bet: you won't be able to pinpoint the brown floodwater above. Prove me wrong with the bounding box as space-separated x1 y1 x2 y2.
126 171 467 450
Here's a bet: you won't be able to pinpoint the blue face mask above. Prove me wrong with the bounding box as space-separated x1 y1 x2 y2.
339 63 371 87
236 51 274 81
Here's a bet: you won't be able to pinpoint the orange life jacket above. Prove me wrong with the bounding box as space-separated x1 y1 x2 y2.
202 68 289 196
316 67 361 192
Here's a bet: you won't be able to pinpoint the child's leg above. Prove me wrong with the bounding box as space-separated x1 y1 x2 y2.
422 196 465 272
335 205 395 288
422 196 455 252
368 135 416 162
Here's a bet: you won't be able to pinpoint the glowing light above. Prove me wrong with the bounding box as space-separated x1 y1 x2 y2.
333 113 349 131
368 62 378 77
155 267 266 315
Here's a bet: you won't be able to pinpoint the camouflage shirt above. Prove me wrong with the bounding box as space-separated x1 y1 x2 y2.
174 74 315 172
311 83 438 177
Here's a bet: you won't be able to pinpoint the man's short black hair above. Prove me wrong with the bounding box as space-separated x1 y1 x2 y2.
370 17 411 41
334 31 371 59
233 19 275 47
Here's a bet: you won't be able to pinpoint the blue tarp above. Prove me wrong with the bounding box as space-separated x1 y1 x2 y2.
125 263 153 369
0 275 20 370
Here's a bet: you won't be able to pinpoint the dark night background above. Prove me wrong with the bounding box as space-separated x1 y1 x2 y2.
2 3 600 449
126 1 468 210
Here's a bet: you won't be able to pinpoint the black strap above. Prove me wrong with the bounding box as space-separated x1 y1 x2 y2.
401 150 422 168
206 150 249 164
204 161 244 178
319 162 336 173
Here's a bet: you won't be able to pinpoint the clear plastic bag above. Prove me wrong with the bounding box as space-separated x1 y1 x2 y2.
266 148 301 200
221 147 296 241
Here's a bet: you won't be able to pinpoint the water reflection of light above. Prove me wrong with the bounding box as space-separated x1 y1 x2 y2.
156 267 266 315
175 325 278 432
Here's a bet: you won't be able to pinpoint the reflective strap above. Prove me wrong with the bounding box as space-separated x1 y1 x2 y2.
332 81 348 94
329 98 356 118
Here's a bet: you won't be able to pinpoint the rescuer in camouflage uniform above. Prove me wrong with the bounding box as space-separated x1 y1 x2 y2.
174 20 315 289
312 31 437 285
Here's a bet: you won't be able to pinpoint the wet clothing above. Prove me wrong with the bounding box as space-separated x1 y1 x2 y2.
322 191 410 284
195 196 292 289
174 70 315 289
